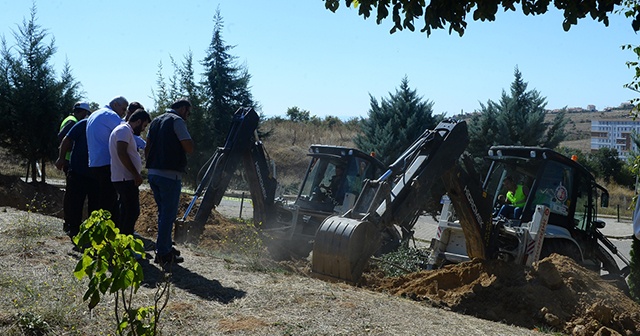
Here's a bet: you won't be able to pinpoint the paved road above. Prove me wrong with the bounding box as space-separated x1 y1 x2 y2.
216 196 634 270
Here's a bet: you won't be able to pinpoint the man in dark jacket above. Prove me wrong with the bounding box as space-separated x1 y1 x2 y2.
55 113 99 238
57 102 91 173
145 99 194 266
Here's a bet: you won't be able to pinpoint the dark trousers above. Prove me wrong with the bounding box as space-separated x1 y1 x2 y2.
63 171 99 236
113 180 140 235
92 165 120 226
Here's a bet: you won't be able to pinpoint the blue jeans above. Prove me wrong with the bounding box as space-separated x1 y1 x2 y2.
498 204 522 219
148 174 182 256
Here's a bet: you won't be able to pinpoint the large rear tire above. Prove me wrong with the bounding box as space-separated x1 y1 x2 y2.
540 238 582 262
595 245 621 275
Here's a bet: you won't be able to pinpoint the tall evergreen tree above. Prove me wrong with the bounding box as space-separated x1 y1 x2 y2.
178 52 210 186
201 8 257 148
152 8 258 186
467 101 507 164
467 67 567 162
151 61 171 116
355 76 441 165
0 6 80 182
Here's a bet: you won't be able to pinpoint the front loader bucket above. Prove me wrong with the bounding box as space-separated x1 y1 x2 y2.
311 216 380 283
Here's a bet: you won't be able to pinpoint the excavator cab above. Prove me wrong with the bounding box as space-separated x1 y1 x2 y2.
263 145 384 259
429 146 628 277
485 147 604 229
296 145 384 214
480 147 624 273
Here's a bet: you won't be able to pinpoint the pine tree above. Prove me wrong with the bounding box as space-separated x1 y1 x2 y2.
201 8 257 148
152 8 258 186
355 76 441 165
151 61 171 116
0 6 80 182
467 67 567 163
467 101 507 165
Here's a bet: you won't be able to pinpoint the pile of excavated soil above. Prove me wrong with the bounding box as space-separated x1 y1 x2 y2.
362 255 640 335
2 176 639 335
136 189 247 251
0 174 64 218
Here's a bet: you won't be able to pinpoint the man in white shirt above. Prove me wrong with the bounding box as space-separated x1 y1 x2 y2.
109 109 151 235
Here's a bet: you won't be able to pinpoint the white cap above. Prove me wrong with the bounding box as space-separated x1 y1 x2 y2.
73 102 91 112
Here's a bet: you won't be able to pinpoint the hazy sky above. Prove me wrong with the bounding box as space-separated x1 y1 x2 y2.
1 1 638 119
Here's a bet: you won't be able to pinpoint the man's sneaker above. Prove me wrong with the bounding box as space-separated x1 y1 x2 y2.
154 251 184 265
171 247 181 256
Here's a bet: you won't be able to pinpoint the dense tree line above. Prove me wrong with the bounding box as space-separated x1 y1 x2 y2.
355 69 567 169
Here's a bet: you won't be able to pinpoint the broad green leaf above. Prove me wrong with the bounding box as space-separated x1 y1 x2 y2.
117 320 129 333
88 291 100 310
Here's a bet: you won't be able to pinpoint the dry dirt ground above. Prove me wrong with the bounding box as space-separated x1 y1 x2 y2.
1 175 639 335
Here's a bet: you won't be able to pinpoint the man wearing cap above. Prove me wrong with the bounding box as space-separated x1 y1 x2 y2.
145 98 193 266
86 96 128 226
57 102 91 173
55 102 98 238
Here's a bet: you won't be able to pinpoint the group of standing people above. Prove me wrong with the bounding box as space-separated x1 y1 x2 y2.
56 97 193 266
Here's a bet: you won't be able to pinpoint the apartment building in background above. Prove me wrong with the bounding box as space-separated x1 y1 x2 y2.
591 118 640 159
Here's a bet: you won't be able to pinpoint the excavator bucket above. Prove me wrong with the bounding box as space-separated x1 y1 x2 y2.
312 216 380 283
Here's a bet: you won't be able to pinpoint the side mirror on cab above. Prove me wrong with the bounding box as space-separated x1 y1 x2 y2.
593 219 606 229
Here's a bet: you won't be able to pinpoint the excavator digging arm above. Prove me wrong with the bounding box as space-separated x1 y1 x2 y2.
440 154 495 260
176 107 277 242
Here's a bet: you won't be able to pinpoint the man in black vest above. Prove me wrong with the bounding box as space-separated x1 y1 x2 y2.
145 99 194 266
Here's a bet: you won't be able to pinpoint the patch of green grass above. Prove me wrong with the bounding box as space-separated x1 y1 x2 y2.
9 208 57 256
372 246 430 277
533 324 563 335
16 311 50 336
0 262 88 335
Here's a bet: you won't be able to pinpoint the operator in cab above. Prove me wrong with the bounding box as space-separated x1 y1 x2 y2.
497 175 529 219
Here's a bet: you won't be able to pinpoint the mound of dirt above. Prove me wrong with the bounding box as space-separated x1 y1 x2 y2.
0 174 64 218
136 190 245 250
362 255 640 335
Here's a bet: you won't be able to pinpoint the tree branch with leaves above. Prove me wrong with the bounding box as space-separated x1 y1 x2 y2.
325 0 638 36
